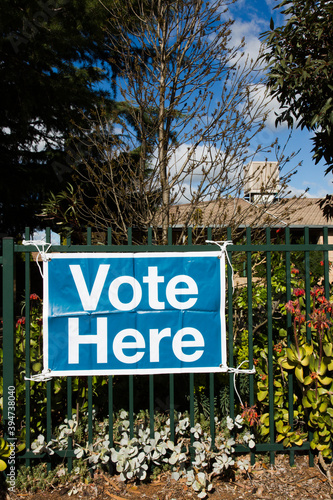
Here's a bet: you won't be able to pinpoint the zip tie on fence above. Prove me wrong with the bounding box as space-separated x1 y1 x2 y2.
205 241 254 405
24 369 52 382
228 361 256 408
22 240 52 278
205 240 234 292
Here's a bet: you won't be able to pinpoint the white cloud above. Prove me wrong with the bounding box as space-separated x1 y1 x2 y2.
168 143 226 180
164 143 243 204
217 9 287 132
287 170 333 198
229 18 264 62
250 84 287 130
264 0 277 9
284 185 309 198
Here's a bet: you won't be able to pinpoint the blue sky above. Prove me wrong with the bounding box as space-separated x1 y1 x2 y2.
228 0 333 198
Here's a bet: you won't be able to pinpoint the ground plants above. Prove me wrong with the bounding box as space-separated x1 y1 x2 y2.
15 460 92 496
27 411 255 499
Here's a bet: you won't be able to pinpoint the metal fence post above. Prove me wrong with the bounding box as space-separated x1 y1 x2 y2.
2 237 15 439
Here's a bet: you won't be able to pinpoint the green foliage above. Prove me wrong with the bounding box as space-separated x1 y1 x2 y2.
262 0 333 173
12 294 46 433
193 386 211 421
235 329 250 366
2 295 112 438
15 460 91 494
0 438 11 472
218 385 230 416
0 0 120 235
231 244 333 454
279 281 333 457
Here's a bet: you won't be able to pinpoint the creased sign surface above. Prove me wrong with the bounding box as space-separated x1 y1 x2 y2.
43 252 226 376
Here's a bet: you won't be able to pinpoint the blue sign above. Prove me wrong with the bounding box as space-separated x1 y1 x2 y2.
43 252 227 375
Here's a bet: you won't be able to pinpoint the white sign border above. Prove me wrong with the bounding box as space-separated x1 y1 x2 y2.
43 251 228 376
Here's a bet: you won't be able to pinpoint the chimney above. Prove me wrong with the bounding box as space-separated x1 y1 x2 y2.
243 161 280 204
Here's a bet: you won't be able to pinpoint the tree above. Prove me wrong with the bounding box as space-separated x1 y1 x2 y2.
0 0 121 235
50 0 295 244
262 0 333 173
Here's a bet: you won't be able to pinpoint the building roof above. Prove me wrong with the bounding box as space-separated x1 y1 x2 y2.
167 197 333 228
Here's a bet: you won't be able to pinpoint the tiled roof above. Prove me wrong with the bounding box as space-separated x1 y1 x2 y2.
277 197 332 226
167 197 333 228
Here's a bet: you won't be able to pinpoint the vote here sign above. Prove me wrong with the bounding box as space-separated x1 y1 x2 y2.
43 251 227 376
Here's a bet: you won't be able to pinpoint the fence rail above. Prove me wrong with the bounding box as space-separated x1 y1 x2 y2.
1 225 333 472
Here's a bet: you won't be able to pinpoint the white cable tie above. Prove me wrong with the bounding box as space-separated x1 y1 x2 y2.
228 360 256 407
206 240 234 292
227 366 256 375
22 240 52 278
24 369 53 382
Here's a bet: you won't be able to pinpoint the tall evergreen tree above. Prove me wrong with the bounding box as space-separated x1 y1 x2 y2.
262 0 333 217
0 0 116 235
263 0 333 172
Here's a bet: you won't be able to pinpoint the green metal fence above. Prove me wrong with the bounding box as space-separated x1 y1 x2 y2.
1 225 333 471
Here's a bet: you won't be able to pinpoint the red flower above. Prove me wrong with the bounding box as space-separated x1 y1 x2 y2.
241 403 260 426
311 286 324 297
291 267 299 275
320 261 324 266
16 317 26 328
293 288 305 297
285 300 296 314
308 309 331 331
30 293 41 301
274 342 283 353
295 314 305 324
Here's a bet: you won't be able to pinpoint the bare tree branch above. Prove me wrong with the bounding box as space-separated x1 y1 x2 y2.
46 0 301 244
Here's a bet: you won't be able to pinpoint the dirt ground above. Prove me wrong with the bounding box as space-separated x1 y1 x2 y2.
2 454 332 500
